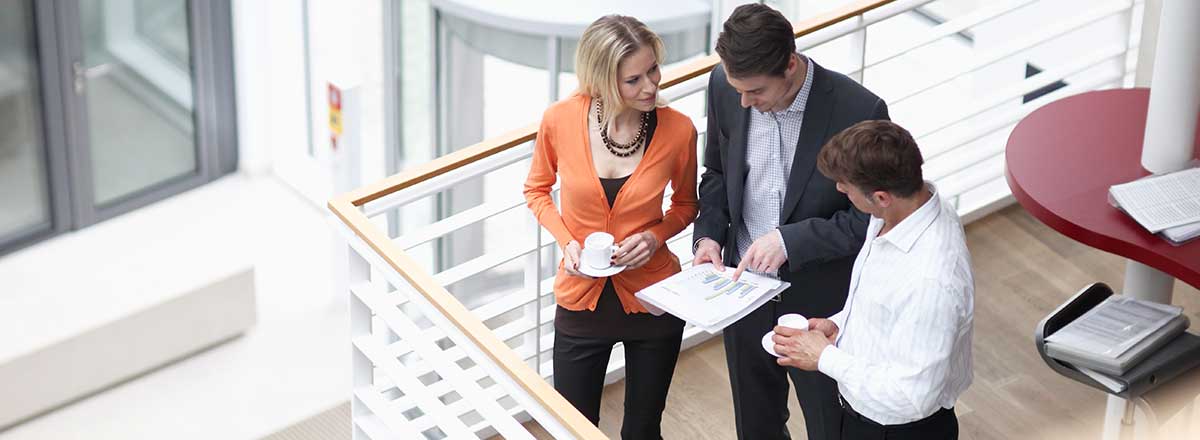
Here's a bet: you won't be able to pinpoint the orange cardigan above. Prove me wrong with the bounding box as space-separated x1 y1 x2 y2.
524 94 698 313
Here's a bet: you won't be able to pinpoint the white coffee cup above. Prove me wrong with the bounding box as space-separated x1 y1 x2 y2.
777 313 809 331
582 232 620 269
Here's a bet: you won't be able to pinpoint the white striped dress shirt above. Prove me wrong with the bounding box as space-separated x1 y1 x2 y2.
818 184 975 425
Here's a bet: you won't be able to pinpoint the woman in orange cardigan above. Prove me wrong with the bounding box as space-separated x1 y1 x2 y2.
523 15 698 439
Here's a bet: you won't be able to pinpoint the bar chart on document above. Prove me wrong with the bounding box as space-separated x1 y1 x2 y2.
666 270 762 301
637 263 789 332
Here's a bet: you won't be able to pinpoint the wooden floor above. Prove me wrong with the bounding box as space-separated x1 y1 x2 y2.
586 206 1200 439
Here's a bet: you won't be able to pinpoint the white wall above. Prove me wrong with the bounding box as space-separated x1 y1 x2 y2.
232 0 387 206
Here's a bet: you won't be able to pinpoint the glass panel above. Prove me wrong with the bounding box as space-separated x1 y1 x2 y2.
134 0 191 67
81 0 197 206
0 0 52 238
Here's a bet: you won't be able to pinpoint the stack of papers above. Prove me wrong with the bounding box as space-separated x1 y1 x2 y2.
1045 295 1189 376
635 263 790 333
1109 167 1200 245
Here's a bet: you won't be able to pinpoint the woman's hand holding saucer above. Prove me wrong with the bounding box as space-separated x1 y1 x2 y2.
562 240 594 279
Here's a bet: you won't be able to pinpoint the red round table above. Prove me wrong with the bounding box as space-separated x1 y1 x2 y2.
1005 88 1200 288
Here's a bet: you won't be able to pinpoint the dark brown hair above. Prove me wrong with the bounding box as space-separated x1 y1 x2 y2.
817 120 925 198
714 4 796 78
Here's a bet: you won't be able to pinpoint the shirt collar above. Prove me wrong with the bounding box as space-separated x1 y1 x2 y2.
759 54 813 116
875 182 941 253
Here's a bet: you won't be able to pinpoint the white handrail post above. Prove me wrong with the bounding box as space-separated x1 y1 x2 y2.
347 247 373 440
849 14 868 83
523 212 544 376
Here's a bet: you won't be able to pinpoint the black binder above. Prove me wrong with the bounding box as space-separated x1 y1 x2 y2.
1035 283 1200 399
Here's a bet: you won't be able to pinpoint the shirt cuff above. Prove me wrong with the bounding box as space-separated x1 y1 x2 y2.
818 345 853 384
828 310 848 332
774 229 788 259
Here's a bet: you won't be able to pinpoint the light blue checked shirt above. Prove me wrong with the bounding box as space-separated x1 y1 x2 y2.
735 55 815 266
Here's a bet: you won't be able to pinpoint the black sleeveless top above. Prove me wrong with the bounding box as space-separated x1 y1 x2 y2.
554 111 684 340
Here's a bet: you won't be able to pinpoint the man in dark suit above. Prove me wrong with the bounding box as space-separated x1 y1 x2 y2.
691 4 889 440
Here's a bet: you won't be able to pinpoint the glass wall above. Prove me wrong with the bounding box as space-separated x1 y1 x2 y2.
0 0 52 242
0 0 237 257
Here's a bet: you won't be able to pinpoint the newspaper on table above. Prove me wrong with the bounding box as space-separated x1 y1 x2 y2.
636 263 790 333
1108 167 1200 233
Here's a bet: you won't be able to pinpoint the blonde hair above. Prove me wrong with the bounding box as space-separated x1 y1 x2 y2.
575 15 665 127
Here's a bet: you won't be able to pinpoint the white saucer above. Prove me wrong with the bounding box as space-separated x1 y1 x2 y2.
763 331 782 358
578 262 627 277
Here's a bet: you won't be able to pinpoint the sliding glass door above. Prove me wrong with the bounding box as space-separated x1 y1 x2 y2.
80 0 200 207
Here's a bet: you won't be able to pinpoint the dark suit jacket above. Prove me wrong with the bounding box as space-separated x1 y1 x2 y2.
694 59 890 319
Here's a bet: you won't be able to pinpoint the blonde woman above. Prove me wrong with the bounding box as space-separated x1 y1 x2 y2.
524 15 698 439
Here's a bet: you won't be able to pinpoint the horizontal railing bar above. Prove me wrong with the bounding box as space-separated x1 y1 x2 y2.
887 0 1131 106
956 180 1016 223
942 157 1006 201
793 0 936 52
432 238 555 287
395 193 531 250
860 0 1037 71
913 43 1127 140
923 69 1125 179
660 70 710 102
377 276 556 326
363 143 535 217
926 66 1123 217
346 123 538 208
431 222 696 293
398 161 720 251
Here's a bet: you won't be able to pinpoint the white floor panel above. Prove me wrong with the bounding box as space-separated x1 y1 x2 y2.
0 174 349 439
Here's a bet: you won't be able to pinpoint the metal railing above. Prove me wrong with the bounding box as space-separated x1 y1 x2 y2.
328 0 1139 437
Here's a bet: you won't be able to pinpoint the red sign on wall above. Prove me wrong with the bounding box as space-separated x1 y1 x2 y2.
328 83 343 150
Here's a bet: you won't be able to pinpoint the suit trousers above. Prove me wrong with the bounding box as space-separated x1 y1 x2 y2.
552 328 683 440
725 299 842 440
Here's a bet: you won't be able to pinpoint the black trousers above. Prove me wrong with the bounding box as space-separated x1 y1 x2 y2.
552 328 683 440
724 299 842 440
840 401 958 440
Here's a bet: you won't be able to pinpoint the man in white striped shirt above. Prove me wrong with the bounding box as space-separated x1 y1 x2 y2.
772 120 974 439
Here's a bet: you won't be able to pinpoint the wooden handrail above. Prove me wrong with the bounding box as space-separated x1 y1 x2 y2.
328 1 895 438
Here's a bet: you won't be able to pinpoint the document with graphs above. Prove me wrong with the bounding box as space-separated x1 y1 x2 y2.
635 263 790 333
